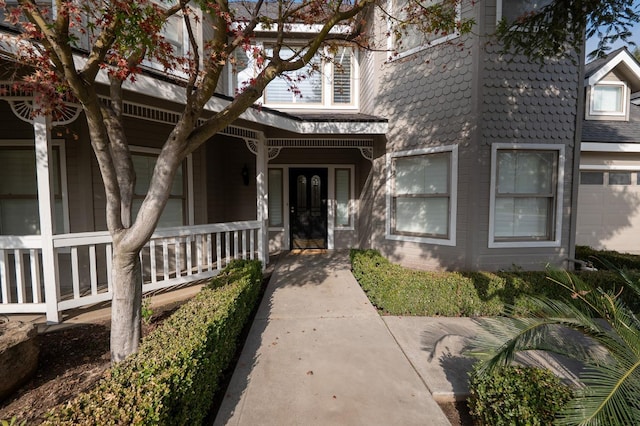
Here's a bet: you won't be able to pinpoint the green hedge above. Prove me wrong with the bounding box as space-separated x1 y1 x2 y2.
468 365 572 426
350 249 640 316
44 259 263 426
575 245 640 271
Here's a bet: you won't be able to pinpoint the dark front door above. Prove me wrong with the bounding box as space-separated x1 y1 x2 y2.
289 168 328 249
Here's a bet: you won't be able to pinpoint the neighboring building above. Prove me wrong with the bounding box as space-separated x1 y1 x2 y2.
0 0 582 322
576 48 640 254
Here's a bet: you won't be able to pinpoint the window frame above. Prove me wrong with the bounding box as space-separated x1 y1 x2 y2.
495 0 554 25
588 82 627 118
0 139 69 235
230 44 359 110
488 143 565 248
130 146 193 228
334 167 353 229
387 0 461 61
386 145 458 246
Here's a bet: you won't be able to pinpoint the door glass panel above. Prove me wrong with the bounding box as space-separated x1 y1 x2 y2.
311 175 321 216
297 176 307 209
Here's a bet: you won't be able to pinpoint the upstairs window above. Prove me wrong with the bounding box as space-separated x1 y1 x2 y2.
589 83 626 117
389 0 460 58
497 0 553 24
233 45 358 109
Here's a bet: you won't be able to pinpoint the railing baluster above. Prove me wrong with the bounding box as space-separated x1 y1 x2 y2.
89 245 98 295
0 249 9 304
106 244 113 292
216 233 222 271
162 239 169 281
242 230 247 260
149 240 157 284
196 235 203 274
30 249 42 303
250 230 255 260
186 235 192 276
234 231 239 260
71 247 80 299
14 249 26 304
175 237 181 277
225 231 231 266
207 234 213 272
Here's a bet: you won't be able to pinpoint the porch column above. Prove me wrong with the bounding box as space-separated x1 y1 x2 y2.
256 133 268 267
33 108 60 323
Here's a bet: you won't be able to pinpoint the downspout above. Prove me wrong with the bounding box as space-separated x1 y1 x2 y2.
568 35 586 269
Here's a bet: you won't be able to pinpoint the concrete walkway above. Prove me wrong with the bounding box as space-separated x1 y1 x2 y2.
213 251 451 426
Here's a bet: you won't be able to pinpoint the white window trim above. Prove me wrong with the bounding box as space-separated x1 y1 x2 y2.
488 143 565 248
229 44 360 111
587 81 627 118
130 146 194 226
385 145 458 246
386 0 461 61
0 139 70 234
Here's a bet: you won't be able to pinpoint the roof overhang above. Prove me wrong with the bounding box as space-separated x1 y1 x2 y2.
585 49 640 92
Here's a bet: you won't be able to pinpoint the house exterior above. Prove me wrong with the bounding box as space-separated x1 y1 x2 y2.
576 48 640 254
0 0 583 322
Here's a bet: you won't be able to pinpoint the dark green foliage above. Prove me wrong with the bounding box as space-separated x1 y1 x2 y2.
575 245 640 271
468 364 573 426
43 260 263 426
349 249 639 316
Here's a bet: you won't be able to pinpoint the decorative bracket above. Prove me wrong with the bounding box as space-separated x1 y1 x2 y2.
8 99 82 126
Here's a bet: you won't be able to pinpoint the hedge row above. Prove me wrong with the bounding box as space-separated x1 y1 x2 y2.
575 245 640 271
350 249 640 316
44 259 263 426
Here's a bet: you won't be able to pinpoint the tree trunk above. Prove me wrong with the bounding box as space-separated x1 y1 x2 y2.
110 247 143 363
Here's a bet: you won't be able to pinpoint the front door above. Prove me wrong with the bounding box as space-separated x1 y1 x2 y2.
289 168 328 249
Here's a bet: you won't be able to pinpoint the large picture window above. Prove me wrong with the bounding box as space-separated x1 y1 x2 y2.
0 144 65 235
386 146 457 245
489 144 564 247
131 151 187 228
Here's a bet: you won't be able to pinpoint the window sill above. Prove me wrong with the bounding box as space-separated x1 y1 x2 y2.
386 233 455 246
488 239 561 248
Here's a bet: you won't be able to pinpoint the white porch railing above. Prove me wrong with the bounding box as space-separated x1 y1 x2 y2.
0 221 263 322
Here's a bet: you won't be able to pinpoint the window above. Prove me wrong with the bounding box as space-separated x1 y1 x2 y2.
386 146 458 245
590 83 626 116
609 171 631 185
131 151 186 228
497 0 553 24
389 0 460 58
580 171 604 185
335 169 351 227
268 169 283 227
0 144 65 235
489 144 564 247
233 45 357 108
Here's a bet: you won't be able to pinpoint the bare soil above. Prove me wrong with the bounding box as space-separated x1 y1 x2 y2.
0 304 180 425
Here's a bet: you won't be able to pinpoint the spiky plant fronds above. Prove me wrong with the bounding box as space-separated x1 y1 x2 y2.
468 268 640 426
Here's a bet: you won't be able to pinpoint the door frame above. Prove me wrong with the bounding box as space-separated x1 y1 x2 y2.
289 167 328 249
267 164 356 250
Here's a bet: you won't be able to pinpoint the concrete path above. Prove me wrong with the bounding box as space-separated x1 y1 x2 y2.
213 251 451 426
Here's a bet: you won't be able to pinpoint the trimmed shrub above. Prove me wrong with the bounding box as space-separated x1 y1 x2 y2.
44 259 263 426
575 245 640 271
349 249 640 316
468 364 572 426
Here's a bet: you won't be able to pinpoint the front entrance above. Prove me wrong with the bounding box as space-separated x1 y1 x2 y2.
289 168 328 249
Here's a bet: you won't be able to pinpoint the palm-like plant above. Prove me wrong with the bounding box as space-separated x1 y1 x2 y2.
469 267 640 425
